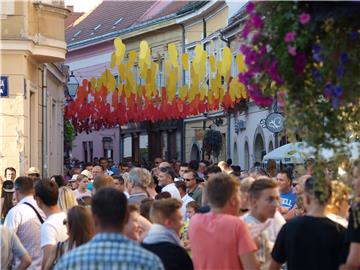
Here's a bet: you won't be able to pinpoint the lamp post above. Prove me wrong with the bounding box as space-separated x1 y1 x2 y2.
67 71 79 99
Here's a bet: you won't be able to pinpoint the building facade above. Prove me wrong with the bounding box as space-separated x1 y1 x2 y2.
179 1 234 162
223 6 279 170
66 1 213 164
0 1 69 176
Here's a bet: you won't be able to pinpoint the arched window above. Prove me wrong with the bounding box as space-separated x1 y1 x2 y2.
254 133 265 163
233 143 239 165
244 142 250 171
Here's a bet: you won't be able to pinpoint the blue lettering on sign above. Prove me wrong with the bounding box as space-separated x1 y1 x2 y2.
0 76 9 97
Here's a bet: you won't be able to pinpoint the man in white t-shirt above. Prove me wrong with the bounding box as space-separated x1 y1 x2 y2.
175 180 194 220
4 176 46 270
34 180 68 269
241 178 282 270
158 166 181 200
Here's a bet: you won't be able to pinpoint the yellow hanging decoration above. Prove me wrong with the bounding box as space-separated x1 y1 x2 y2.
193 43 203 64
239 82 247 99
229 78 237 102
182 53 189 71
236 53 246 73
139 40 148 60
128 50 136 67
221 47 232 76
118 64 126 82
168 43 178 67
209 55 216 73
114 37 126 63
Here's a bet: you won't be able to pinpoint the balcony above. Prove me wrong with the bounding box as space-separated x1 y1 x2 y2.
0 1 70 62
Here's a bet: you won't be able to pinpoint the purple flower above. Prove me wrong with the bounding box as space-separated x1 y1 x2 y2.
349 31 358 40
340 52 348 64
288 45 297 56
312 45 323 62
337 65 343 79
332 97 340 108
333 85 343 98
252 32 260 42
284 32 295 43
311 69 323 82
299 12 311 25
246 2 255 13
251 14 264 29
312 44 321 54
242 24 251 38
324 84 333 99
294 53 306 75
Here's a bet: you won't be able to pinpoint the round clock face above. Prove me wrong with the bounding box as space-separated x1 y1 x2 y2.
265 113 284 133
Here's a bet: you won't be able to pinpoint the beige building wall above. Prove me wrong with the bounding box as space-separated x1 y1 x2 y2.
0 1 68 177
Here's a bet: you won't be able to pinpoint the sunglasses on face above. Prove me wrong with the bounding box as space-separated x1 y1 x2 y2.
183 178 193 182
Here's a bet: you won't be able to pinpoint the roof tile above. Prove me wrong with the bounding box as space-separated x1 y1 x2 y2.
66 0 196 46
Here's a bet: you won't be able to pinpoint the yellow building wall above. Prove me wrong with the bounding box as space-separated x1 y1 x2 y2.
185 21 203 44
183 4 229 162
0 1 67 177
206 7 228 36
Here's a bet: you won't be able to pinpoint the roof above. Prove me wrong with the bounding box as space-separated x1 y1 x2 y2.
65 0 196 47
65 11 84 29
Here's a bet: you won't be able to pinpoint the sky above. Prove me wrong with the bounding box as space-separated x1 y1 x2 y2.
64 0 102 12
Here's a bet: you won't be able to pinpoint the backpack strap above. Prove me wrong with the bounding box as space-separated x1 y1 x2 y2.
23 202 44 224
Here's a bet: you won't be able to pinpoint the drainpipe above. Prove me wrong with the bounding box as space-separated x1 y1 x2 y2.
180 23 186 161
220 31 231 159
201 18 207 161
42 66 48 177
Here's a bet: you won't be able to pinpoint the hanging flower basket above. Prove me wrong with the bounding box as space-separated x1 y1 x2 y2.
203 129 223 158
240 2 360 150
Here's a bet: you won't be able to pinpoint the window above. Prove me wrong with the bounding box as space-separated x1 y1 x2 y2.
89 141 93 162
93 24 101 31
83 141 88 163
113 17 123 26
103 137 113 159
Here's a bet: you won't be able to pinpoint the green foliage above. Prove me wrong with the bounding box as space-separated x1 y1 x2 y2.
64 120 76 148
263 3 360 147
203 129 223 158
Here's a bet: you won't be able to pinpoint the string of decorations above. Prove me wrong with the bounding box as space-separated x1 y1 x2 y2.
65 38 248 133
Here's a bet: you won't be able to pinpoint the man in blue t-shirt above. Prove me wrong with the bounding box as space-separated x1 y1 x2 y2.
277 169 297 215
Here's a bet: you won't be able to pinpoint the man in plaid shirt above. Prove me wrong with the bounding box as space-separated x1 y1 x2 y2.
55 188 164 270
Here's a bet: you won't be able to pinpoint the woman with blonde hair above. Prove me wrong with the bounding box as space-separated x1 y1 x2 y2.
58 186 78 212
44 205 95 269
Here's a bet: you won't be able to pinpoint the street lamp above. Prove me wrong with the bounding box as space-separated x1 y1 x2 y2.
67 71 79 99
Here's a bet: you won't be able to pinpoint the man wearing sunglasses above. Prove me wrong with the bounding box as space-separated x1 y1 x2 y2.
183 170 202 206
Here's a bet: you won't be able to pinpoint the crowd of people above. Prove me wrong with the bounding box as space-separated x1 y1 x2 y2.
0 156 360 270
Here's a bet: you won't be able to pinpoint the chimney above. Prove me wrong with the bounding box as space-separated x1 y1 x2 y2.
66 5 74 12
